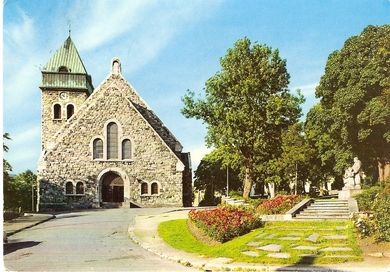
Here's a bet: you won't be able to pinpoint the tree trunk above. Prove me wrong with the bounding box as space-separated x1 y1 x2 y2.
378 158 390 183
243 157 254 199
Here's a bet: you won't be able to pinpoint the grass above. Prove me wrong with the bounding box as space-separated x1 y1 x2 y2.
158 219 363 265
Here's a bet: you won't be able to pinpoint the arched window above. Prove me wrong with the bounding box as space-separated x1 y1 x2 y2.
58 66 69 73
76 182 84 194
93 138 103 159
141 182 148 195
65 182 73 195
107 122 118 159
151 182 159 195
66 104 74 119
122 139 132 160
53 104 61 119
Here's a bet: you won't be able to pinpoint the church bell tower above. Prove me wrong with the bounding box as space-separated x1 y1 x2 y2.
39 36 93 150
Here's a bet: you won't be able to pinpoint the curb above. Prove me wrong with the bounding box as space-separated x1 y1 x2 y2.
6 214 56 237
127 225 201 270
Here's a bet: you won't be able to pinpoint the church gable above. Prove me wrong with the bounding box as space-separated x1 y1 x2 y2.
45 75 183 169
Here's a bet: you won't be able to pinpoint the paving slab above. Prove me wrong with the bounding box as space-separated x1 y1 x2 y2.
257 244 282 252
320 247 353 252
323 234 347 240
335 226 348 230
293 245 318 250
322 255 358 258
368 253 384 258
241 251 259 257
265 234 276 239
268 253 290 259
279 236 300 241
306 233 319 242
299 254 318 258
246 241 261 247
287 232 302 236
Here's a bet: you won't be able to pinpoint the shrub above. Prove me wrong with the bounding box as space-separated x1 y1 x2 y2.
256 195 303 215
188 206 262 242
373 193 390 241
353 213 376 238
355 186 380 212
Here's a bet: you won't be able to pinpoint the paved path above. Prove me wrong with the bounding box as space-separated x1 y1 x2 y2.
4 208 197 271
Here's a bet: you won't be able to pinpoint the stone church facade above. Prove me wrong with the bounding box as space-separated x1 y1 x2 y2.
37 36 192 210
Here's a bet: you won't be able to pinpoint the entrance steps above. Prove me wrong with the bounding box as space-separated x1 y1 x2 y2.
295 199 350 220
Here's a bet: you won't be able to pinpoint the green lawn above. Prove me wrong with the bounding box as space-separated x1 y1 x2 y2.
158 219 363 265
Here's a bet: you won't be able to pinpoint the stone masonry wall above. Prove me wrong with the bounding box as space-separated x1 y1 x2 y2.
41 90 88 150
38 74 186 209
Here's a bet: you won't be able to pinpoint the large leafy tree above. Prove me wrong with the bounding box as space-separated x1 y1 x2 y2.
182 38 303 198
313 25 390 181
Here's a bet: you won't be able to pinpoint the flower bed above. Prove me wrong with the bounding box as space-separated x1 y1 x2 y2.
188 206 262 242
256 195 303 215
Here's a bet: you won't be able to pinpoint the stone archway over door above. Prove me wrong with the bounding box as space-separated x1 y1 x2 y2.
101 172 124 202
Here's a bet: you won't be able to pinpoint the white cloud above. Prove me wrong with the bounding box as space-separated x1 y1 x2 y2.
5 8 35 49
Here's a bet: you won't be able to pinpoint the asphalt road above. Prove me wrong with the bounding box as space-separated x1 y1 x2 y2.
4 208 197 271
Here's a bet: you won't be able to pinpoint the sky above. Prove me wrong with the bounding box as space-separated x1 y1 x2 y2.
3 0 390 174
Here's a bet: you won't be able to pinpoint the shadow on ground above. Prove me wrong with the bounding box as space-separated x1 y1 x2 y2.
3 241 41 255
276 256 344 272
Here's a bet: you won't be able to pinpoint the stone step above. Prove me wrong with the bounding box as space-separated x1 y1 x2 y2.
295 214 349 219
299 213 350 217
301 210 349 215
315 200 347 203
310 204 349 208
306 207 349 211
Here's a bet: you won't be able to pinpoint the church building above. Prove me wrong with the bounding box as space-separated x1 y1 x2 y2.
37 36 192 210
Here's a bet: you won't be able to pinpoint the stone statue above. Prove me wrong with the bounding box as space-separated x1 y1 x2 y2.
343 157 362 190
343 167 355 189
352 157 362 189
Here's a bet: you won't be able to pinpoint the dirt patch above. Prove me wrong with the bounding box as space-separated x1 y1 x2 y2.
359 236 390 255
358 236 390 266
186 219 221 246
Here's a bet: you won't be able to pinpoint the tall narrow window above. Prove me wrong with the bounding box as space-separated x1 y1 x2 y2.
122 139 132 160
76 182 84 194
151 182 158 195
141 183 148 195
65 182 73 194
53 104 61 119
93 138 103 159
67 104 74 119
107 122 118 159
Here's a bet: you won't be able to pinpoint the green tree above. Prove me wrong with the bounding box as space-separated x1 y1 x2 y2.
3 133 14 209
314 25 390 181
12 170 37 212
182 38 303 198
194 151 240 205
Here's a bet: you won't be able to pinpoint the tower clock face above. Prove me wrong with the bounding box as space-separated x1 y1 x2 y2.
59 92 68 100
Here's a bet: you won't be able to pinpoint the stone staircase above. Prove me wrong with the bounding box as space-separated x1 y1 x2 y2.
295 199 350 220
222 196 249 207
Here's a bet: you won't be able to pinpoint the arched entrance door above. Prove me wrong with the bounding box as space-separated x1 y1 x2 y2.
101 172 124 203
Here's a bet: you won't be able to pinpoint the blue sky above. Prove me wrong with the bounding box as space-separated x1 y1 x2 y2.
3 0 390 174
